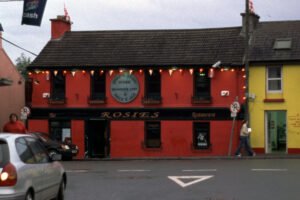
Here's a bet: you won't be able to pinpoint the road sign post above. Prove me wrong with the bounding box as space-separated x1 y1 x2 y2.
228 98 240 156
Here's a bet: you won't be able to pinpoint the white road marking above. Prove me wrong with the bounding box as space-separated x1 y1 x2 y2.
182 169 217 172
66 169 88 173
168 175 214 188
251 169 288 171
118 170 151 172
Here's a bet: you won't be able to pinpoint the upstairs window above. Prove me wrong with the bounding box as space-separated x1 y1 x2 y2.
90 70 106 101
267 66 282 93
193 69 211 103
144 70 161 104
51 71 65 100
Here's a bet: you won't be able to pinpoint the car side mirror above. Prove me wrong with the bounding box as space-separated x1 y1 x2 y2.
50 154 62 161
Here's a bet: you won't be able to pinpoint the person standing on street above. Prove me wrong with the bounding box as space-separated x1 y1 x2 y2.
235 119 255 157
2 113 28 134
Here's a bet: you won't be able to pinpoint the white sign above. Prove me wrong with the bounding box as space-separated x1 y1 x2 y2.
230 101 240 113
110 72 139 103
168 176 213 188
21 106 31 116
221 90 230 96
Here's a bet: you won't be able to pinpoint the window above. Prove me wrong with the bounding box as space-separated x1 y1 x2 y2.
16 138 35 164
145 121 161 148
49 120 71 142
273 38 292 50
144 70 161 104
51 71 65 100
193 69 211 103
90 70 106 101
267 66 282 93
193 122 210 149
25 137 49 163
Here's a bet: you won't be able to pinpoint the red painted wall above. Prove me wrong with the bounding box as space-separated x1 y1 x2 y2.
30 69 245 108
110 120 241 158
71 120 85 159
28 120 49 133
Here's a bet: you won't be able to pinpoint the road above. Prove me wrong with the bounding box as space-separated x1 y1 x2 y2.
62 159 300 200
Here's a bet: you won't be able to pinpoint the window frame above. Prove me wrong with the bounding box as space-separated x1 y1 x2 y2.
90 70 106 100
144 121 161 149
193 122 210 150
49 120 71 142
145 69 161 101
50 71 66 100
193 68 211 103
266 66 283 93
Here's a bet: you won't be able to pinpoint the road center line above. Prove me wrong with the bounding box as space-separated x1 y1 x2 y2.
118 170 151 172
251 169 288 171
182 169 217 172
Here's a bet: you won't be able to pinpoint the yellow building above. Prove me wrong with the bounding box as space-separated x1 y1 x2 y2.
249 20 300 154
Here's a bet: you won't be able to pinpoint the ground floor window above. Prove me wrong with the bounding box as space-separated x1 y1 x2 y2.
145 121 161 148
193 122 210 149
49 120 71 142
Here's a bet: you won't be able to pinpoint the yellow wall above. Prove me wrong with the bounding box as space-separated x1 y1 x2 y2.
249 65 300 150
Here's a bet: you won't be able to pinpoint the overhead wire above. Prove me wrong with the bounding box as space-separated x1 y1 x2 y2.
0 36 38 56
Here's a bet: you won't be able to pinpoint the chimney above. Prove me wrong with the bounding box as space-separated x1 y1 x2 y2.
241 13 260 35
50 15 71 39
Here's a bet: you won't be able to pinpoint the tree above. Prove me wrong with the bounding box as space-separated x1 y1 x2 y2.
15 53 31 80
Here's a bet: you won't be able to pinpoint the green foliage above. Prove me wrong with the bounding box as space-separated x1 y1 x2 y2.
15 53 31 80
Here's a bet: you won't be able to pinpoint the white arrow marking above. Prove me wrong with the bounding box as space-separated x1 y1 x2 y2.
168 175 213 188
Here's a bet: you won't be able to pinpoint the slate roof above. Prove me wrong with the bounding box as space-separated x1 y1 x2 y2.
28 27 246 69
249 20 300 62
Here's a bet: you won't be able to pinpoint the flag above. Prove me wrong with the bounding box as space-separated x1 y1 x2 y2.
22 0 48 26
249 0 255 14
64 4 71 23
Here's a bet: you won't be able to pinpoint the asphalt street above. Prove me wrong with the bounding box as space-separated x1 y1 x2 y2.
62 159 300 200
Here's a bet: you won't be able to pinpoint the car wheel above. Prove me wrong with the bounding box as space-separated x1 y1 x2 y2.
25 190 34 200
56 179 65 200
48 149 58 158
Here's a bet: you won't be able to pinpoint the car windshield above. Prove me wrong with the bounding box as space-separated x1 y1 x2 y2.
0 140 9 168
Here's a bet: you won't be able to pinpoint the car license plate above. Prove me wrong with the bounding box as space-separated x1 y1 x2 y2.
72 150 77 153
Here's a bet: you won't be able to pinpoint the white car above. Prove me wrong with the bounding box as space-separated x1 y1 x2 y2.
0 133 66 200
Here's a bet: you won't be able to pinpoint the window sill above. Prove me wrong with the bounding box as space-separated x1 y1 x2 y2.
191 143 212 152
141 142 162 151
264 99 285 102
191 96 212 104
88 97 107 104
48 99 66 105
142 96 162 105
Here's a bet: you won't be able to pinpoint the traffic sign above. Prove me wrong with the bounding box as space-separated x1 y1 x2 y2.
230 101 240 113
21 106 31 116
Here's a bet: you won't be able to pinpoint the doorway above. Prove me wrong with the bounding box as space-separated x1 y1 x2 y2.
265 111 287 154
85 119 109 158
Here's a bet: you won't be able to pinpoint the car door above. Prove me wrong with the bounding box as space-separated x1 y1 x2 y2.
25 137 61 199
15 137 45 200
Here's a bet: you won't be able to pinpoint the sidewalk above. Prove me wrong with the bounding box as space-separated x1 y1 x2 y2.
75 154 300 161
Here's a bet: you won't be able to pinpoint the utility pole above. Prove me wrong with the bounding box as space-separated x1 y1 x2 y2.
244 0 250 121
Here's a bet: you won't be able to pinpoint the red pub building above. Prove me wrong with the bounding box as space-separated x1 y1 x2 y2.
26 15 248 159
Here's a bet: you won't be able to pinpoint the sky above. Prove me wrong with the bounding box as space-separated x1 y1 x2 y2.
0 0 300 64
